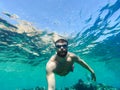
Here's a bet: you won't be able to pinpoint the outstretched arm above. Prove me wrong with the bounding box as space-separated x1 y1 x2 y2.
46 72 55 90
74 56 96 81
46 61 56 90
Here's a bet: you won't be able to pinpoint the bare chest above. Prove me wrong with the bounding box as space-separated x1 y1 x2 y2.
54 57 74 75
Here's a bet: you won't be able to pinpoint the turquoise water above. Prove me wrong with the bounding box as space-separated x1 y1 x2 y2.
0 0 120 90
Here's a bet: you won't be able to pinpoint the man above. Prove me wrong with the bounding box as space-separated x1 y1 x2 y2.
46 38 96 90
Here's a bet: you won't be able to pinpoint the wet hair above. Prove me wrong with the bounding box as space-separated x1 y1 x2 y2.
55 39 68 45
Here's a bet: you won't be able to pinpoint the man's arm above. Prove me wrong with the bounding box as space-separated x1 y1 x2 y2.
74 56 96 81
46 61 56 90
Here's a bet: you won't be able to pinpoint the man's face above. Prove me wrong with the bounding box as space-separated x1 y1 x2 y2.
55 41 68 57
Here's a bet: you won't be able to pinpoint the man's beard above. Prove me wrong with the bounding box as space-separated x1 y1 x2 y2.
57 50 67 57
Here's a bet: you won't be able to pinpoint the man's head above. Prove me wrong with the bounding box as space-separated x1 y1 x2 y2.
55 39 68 57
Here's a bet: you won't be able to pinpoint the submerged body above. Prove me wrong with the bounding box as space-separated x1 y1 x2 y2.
47 52 74 76
46 39 96 90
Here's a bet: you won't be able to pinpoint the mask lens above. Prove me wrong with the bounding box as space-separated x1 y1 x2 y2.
62 45 67 48
56 45 61 48
56 44 67 48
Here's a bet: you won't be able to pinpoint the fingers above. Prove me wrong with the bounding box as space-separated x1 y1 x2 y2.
91 73 96 81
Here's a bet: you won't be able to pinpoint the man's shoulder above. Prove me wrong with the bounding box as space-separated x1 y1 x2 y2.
50 54 57 60
68 52 77 57
68 52 80 61
46 56 56 71
47 54 57 64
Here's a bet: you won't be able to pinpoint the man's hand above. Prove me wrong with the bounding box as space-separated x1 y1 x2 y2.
91 72 96 81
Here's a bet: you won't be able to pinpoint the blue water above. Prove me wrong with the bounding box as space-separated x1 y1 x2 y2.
0 0 120 90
